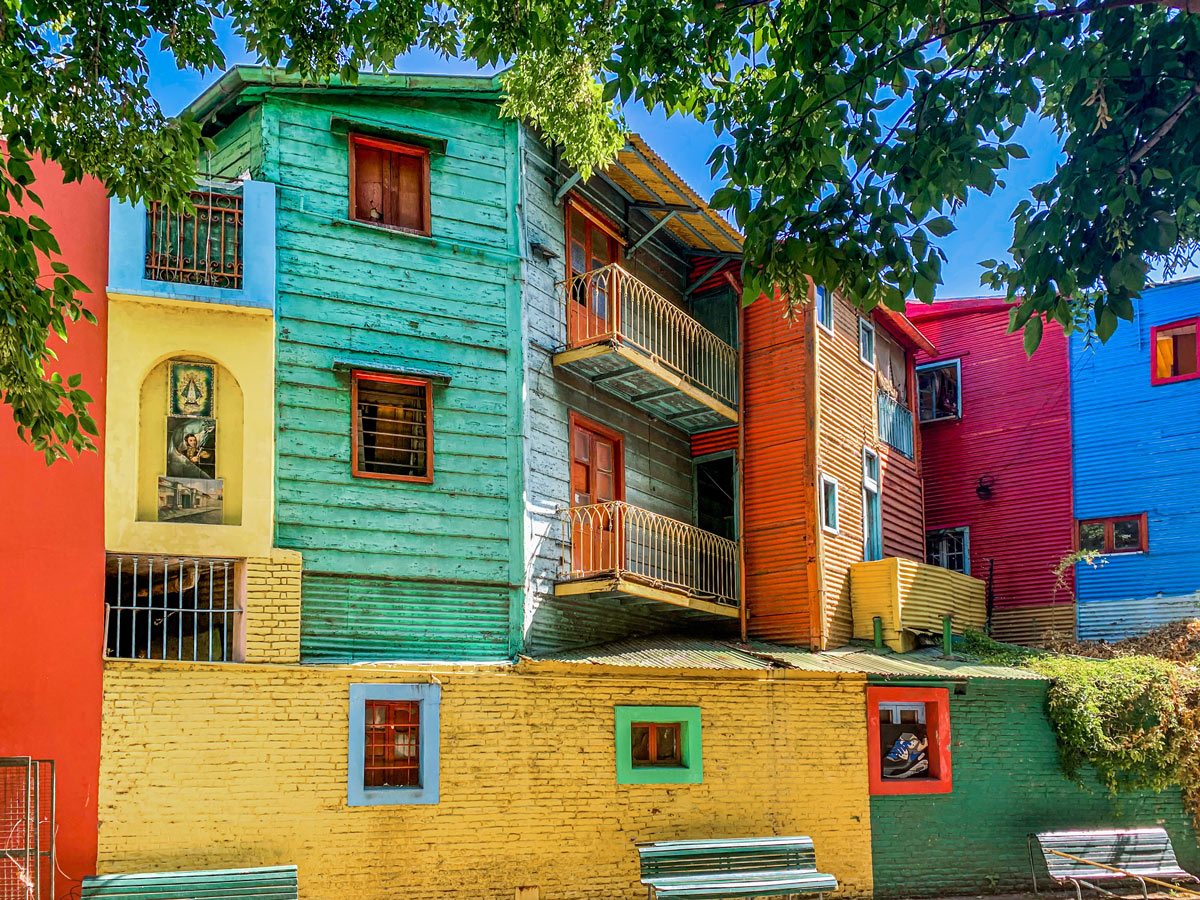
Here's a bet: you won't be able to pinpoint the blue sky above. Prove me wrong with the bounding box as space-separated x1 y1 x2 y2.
145 29 1115 299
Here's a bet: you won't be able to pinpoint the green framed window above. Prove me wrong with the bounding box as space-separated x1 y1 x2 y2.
614 706 702 784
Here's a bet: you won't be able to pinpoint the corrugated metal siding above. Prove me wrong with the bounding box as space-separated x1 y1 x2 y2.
908 301 1076 640
849 557 986 648
1077 593 1200 641
744 642 1042 679
1071 280 1200 640
991 602 1076 646
692 426 737 457
300 573 512 661
742 292 816 645
83 866 298 900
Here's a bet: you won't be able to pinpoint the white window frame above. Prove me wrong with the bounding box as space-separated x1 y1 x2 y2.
916 358 963 424
926 526 970 575
816 286 833 334
862 448 882 562
820 473 840 535
859 318 876 367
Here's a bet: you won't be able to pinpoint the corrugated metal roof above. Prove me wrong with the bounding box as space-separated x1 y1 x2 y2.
534 636 1042 679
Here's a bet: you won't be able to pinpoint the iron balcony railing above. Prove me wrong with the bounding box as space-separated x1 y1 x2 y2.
878 391 915 459
565 264 738 408
145 183 244 289
559 501 739 609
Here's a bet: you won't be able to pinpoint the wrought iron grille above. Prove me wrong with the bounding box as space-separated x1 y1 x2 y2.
0 758 54 900
877 391 915 459
104 555 242 662
145 185 244 289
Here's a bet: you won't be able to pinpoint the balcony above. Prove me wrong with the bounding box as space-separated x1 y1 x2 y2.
849 557 987 652
108 180 276 312
553 265 738 433
877 391 914 458
555 501 740 618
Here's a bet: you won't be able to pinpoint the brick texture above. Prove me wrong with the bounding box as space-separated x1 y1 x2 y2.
869 679 1200 897
243 549 302 663
98 662 874 899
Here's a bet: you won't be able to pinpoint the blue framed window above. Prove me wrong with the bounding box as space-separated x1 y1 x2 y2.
863 448 883 561
816 286 833 333
348 683 440 805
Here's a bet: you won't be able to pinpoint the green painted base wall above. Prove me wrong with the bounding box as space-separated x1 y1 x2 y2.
869 679 1200 898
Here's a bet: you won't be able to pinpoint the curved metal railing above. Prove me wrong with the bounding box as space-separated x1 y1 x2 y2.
565 264 738 407
559 501 739 608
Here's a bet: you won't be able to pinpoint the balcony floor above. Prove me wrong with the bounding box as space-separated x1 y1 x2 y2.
553 340 737 434
554 573 740 619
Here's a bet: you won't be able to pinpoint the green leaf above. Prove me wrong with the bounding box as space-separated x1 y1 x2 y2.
1023 315 1043 356
926 216 954 237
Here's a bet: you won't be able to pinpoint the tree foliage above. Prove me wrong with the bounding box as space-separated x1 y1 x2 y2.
4 0 1200 458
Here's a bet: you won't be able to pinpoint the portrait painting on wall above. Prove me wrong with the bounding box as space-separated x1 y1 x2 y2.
157 476 224 524
167 416 217 479
169 361 215 417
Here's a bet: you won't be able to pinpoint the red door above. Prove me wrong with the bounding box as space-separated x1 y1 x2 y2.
566 202 620 346
570 416 623 574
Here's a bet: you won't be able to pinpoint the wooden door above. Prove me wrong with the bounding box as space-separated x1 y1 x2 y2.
566 202 620 345
569 416 623 574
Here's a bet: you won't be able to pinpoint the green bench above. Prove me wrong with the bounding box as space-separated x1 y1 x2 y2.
637 836 838 900
1029 828 1199 900
82 865 298 900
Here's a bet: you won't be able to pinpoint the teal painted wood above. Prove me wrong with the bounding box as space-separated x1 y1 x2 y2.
203 107 263 179
82 865 298 900
637 837 837 900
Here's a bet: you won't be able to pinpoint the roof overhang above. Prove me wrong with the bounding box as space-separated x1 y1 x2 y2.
905 296 1015 323
873 306 936 355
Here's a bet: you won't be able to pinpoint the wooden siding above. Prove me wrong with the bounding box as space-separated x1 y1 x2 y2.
521 130 725 653
743 292 818 646
204 107 263 180
259 93 524 660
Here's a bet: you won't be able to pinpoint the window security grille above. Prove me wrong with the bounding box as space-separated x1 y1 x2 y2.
104 555 241 662
0 757 54 900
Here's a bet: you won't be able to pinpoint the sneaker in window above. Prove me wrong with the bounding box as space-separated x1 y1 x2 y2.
882 732 930 778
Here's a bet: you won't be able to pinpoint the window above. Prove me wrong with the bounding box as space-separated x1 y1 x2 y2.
565 200 621 346
815 285 833 333
1151 317 1199 384
348 683 440 805
863 449 882 561
614 706 702 784
104 554 241 661
917 359 962 423
867 686 952 796
351 371 433 483
926 527 969 574
1078 514 1147 555
820 473 839 535
349 134 431 235
859 318 875 366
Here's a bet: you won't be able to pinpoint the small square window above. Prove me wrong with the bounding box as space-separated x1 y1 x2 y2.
859 319 876 366
1079 521 1105 553
352 372 433 483
820 473 839 535
350 134 431 235
1078 515 1146 555
614 706 701 784
926 527 969 574
917 360 962 423
1152 318 1199 384
816 286 833 333
348 683 439 806
868 687 951 796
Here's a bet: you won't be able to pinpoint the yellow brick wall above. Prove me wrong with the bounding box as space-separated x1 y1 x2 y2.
98 661 873 899
242 549 302 663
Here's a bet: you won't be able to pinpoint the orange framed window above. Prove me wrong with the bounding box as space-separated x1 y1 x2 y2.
565 199 622 345
867 686 952 796
349 134 431 235
1151 317 1199 385
351 371 434 483
363 699 421 788
630 722 683 767
1078 513 1147 555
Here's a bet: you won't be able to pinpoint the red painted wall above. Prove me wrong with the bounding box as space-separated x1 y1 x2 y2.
0 156 107 896
906 299 1075 643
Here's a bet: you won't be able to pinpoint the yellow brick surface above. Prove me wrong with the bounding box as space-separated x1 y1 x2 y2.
98 661 873 900
242 549 302 663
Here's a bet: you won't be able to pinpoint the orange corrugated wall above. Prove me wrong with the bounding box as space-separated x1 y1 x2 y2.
691 427 737 457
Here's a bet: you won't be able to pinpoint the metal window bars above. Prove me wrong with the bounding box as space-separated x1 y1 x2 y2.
145 182 244 289
103 555 241 662
0 758 54 900
564 264 738 408
559 501 740 608
877 391 915 459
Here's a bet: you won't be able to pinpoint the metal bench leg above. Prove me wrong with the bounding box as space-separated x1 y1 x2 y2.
1071 878 1083 900
1134 877 1148 900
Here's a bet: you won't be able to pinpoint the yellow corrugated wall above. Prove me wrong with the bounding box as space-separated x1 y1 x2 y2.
850 558 987 651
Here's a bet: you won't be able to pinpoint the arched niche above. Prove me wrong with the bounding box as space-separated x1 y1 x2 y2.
136 354 245 526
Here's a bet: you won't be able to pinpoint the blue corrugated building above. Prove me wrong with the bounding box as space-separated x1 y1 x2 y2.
1071 275 1200 640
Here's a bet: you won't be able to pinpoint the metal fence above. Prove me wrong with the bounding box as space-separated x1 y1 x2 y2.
565 264 738 408
877 391 915 459
0 758 54 900
104 555 241 662
559 501 740 608
145 184 244 289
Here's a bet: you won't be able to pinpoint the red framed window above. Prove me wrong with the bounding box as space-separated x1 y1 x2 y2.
867 686 952 796
351 371 434 483
1151 317 1199 384
565 198 622 346
364 700 421 788
349 134 431 235
1078 514 1147 555
630 722 683 767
